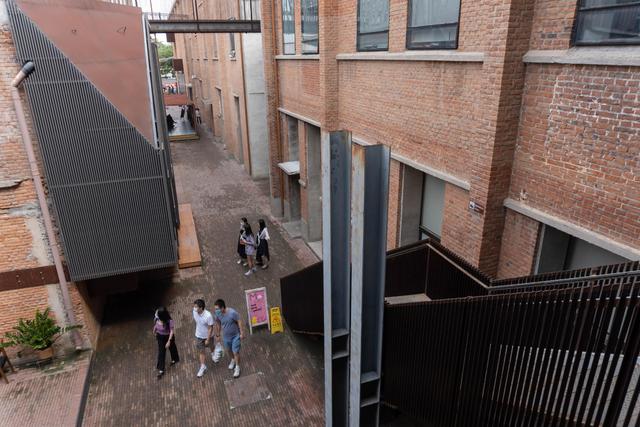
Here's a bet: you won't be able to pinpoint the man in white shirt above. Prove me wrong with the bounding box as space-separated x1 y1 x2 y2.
192 299 215 377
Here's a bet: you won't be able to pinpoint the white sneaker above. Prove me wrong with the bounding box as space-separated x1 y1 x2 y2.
233 365 240 378
228 360 236 370
236 259 242 265
244 270 253 276
197 365 207 378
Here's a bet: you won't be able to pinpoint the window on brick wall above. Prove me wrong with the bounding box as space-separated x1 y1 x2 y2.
357 0 389 51
420 174 445 240
407 0 461 49
574 0 640 45
282 0 295 54
229 33 236 58
216 88 224 118
301 0 319 54
535 225 629 274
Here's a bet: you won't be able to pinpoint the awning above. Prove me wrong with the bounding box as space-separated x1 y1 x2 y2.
278 161 300 176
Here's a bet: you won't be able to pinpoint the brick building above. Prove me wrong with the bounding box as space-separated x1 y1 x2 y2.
0 0 172 360
170 0 269 179
257 0 639 278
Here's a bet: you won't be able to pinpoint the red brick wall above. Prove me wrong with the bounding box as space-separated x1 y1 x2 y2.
278 61 321 121
497 210 540 279
509 64 640 250
1 21 101 358
440 184 473 262
529 0 577 50
260 0 640 276
338 61 482 182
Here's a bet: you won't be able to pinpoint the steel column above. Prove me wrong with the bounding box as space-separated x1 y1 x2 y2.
349 144 390 426
322 130 352 427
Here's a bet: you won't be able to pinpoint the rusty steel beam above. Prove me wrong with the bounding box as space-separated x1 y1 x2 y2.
0 265 70 292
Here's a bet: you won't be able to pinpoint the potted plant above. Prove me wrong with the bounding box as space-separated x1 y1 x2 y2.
3 308 81 361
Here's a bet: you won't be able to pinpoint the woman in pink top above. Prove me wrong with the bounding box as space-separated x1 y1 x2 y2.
153 306 179 378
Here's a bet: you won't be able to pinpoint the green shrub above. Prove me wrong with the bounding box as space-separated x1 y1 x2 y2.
2 308 81 351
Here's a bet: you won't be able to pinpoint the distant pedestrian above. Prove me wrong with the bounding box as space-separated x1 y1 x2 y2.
166 114 175 131
236 217 248 266
192 299 214 378
256 219 270 269
180 105 186 121
195 108 202 124
213 299 244 378
241 224 257 276
153 306 179 378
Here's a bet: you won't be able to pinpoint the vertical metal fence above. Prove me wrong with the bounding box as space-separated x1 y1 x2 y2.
383 270 640 426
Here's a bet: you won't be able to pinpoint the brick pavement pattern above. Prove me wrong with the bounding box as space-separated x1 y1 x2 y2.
81 135 323 427
0 352 91 427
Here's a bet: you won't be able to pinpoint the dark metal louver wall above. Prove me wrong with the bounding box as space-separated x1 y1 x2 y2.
7 1 178 281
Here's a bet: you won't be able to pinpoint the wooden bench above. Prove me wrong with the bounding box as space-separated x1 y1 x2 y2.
0 340 15 384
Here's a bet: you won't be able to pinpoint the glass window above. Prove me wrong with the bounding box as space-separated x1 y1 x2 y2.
282 0 295 54
357 0 389 51
574 0 640 45
535 225 629 274
302 0 319 54
420 174 445 239
407 0 461 49
229 33 236 58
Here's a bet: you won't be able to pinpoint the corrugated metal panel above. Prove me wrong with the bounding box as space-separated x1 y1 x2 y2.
7 1 177 281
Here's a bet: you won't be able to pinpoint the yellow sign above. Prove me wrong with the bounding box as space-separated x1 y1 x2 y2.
270 307 284 334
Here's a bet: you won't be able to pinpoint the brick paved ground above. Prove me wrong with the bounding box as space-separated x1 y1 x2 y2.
0 351 91 426
81 134 324 426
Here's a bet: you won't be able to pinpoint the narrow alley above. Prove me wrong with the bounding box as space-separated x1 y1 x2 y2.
81 133 323 426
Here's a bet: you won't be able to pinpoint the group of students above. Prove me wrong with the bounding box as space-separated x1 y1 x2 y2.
152 298 244 380
237 217 270 276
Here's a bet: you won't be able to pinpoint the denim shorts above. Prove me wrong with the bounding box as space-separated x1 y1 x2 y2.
223 334 241 354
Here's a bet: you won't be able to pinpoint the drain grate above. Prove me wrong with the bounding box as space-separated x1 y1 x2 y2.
224 372 272 409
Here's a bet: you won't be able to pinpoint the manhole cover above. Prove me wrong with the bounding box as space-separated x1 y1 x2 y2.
224 372 272 409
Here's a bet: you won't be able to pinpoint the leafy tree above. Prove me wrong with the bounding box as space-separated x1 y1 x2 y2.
156 42 174 76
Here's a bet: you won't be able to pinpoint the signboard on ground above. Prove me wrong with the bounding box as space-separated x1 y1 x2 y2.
270 307 283 334
245 287 269 334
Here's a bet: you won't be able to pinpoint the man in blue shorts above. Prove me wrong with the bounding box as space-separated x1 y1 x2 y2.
213 299 244 378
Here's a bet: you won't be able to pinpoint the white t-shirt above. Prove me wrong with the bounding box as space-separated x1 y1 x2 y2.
193 308 214 339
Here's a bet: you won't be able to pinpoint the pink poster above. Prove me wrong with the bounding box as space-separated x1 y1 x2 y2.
245 287 269 330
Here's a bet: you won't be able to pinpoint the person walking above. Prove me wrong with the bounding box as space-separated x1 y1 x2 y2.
256 219 270 269
213 299 244 378
153 306 179 378
236 217 248 266
195 107 202 124
241 224 257 276
192 299 215 378
180 105 186 121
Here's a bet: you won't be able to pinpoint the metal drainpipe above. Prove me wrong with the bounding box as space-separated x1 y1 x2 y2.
11 62 82 350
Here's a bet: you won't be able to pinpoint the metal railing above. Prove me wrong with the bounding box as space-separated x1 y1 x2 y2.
382 270 640 426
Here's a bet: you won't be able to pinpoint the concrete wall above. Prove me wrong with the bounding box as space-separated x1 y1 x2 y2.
242 33 269 179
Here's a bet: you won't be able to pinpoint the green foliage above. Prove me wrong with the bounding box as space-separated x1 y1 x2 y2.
3 308 82 351
156 42 174 76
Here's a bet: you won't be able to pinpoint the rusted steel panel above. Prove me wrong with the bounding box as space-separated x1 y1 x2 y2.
0 265 69 291
16 0 154 143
